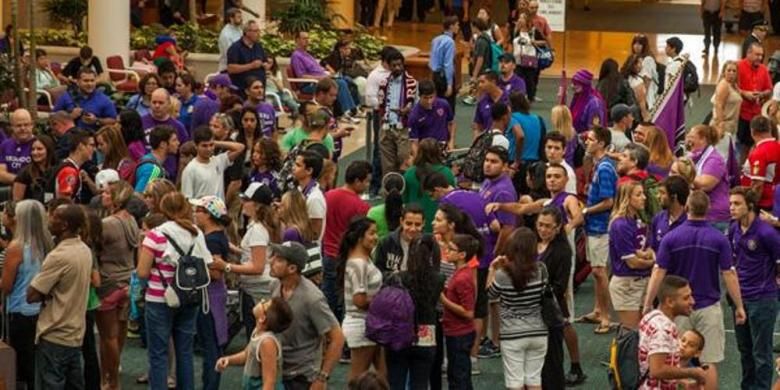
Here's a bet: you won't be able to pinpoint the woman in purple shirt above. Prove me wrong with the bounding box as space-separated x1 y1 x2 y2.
278 189 318 245
687 125 731 230
607 181 653 329
244 77 277 138
642 126 674 179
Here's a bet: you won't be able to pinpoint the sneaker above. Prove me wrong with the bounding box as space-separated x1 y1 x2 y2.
565 370 587 386
462 96 477 105
470 357 481 375
477 340 501 358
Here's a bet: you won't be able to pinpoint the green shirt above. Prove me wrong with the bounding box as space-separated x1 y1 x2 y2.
403 164 455 233
367 204 390 241
281 127 335 153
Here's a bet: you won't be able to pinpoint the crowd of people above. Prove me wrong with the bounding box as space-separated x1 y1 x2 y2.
1 1 780 390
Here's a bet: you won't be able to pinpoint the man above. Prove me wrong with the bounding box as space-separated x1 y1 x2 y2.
191 74 239 130
321 160 372 319
578 126 617 334
134 126 180 193
465 19 494 106
429 16 459 110
497 54 527 97
27 203 92 389
472 71 508 139
53 67 117 131
638 275 707 389
51 129 94 202
408 80 455 156
728 187 780 390
643 191 746 390
226 19 267 91
365 47 398 194
313 78 352 162
218 8 243 72
0 108 34 185
292 150 326 239
268 241 345 390
374 203 438 275
701 0 725 56
141 88 190 181
61 46 103 81
737 42 772 158
664 37 686 92
616 143 651 186
529 0 552 40
741 20 769 58
486 103 512 151
738 0 769 34
48 111 77 160
377 51 417 174
740 115 780 210
608 104 633 153
157 61 177 94
544 132 577 194
647 175 689 253
425 171 494 238
180 126 245 200
632 121 653 144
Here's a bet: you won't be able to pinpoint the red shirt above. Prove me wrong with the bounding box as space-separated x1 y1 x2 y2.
737 59 772 121
55 159 81 200
442 266 476 337
322 188 370 258
741 138 780 208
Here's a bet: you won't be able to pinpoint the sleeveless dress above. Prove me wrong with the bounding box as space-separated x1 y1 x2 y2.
242 330 284 390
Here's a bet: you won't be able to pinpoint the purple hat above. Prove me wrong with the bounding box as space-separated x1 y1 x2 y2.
208 74 239 91
572 69 594 86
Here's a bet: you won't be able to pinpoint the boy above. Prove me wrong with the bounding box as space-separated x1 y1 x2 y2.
408 80 455 156
179 126 245 200
441 234 479 390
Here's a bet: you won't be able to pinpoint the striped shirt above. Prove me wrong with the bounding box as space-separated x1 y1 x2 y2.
487 266 547 340
142 224 212 303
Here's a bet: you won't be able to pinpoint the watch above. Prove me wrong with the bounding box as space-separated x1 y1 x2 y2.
315 371 330 382
225 264 232 273
582 208 589 216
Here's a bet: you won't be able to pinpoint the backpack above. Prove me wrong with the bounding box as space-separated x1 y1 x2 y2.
135 155 167 181
161 233 210 311
365 274 417 351
608 324 648 390
632 173 661 224
460 129 501 183
677 58 700 95
477 34 503 73
278 139 324 193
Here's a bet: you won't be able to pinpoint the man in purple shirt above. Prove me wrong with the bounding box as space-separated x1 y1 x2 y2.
472 70 508 139
408 80 454 156
648 176 689 252
728 187 780 390
424 171 494 246
643 190 746 390
497 54 527 97
141 88 190 182
0 109 35 185
190 74 238 131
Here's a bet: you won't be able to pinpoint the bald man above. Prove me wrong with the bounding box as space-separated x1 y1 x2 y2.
140 88 190 182
0 109 35 184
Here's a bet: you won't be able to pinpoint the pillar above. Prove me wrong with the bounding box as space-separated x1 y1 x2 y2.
329 0 354 29
88 0 130 65
243 0 266 30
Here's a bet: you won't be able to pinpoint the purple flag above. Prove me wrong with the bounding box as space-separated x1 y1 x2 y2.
651 68 686 155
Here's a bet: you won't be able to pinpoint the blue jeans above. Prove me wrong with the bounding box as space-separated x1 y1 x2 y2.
321 255 343 322
386 345 436 390
734 298 778 390
197 309 224 390
35 339 84 390
145 301 198 390
445 331 475 390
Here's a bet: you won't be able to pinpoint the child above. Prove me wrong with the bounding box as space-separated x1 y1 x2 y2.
215 298 294 390
246 138 283 197
679 329 705 368
440 233 479 390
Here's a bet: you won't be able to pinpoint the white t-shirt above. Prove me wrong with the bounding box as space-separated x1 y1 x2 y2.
180 152 232 200
490 128 511 150
301 183 327 240
239 221 272 300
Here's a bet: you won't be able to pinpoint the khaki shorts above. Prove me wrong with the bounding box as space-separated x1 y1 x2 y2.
674 303 725 363
586 234 609 268
609 276 648 311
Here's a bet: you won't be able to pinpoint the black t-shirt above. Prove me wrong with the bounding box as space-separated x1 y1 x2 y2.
205 230 230 259
14 164 51 203
63 57 104 79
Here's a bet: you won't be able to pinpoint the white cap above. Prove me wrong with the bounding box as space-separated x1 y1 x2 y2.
95 169 120 189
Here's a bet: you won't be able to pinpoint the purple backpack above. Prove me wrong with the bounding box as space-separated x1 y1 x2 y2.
365 276 417 351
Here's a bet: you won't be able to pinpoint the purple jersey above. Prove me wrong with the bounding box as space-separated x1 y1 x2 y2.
648 210 687 252
472 93 508 131
480 174 518 268
253 102 276 138
440 189 493 265
609 216 649 277
690 146 730 223
657 219 733 310
497 74 527 96
728 218 780 301
0 138 33 175
544 191 574 226
408 98 453 143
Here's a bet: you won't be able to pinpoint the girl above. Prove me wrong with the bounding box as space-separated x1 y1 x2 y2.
670 157 697 187
142 179 177 214
642 126 674 179
279 189 317 244
550 105 579 168
244 76 277 138
367 172 405 240
597 58 635 109
215 298 294 390
175 73 200 131
118 109 147 162
13 135 56 202
512 12 545 101
247 139 283 197
403 139 454 233
338 216 385 380
627 34 658 108
96 125 136 183
621 55 650 121
126 73 162 117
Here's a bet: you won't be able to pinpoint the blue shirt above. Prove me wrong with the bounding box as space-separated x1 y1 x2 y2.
429 32 455 87
385 75 403 126
585 156 617 235
178 94 199 132
728 218 780 301
53 89 117 131
126 94 151 117
648 210 687 252
226 39 267 91
510 112 544 162
6 245 41 316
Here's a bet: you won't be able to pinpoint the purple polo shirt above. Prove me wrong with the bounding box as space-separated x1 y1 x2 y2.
472 93 508 131
408 98 453 143
609 216 649 277
498 74 527 96
253 102 276 137
140 114 191 182
691 147 730 222
648 210 687 252
479 174 517 268
290 48 327 78
657 219 733 310
190 96 220 132
0 138 33 174
440 189 493 265
729 218 780 301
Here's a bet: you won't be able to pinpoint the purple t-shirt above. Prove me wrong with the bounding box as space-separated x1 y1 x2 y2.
253 102 276 138
141 114 191 182
609 216 650 277
646 163 669 180
290 49 327 78
190 96 220 132
472 93 508 131
247 169 280 196
498 74 527 96
479 174 517 268
657 219 733 310
728 218 780 301
690 147 730 222
408 98 453 143
0 138 33 174
648 210 687 252
545 191 573 226
440 189 493 265
773 185 780 219
282 226 304 243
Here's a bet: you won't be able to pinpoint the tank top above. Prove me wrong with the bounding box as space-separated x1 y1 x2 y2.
544 192 573 225
6 244 42 316
242 330 283 390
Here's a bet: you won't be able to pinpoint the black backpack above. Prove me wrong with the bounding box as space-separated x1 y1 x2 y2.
460 129 501 183
161 233 210 310
677 58 700 95
278 139 324 193
655 61 667 95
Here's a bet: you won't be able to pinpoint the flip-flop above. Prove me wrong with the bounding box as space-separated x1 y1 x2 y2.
593 323 613 334
575 313 601 324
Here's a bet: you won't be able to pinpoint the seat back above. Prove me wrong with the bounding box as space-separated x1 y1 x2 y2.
106 56 127 82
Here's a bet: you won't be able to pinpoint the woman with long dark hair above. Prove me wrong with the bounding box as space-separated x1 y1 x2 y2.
367 172 405 241
403 138 454 233
627 34 658 108
244 76 276 138
337 216 385 381
621 55 650 121
12 135 56 202
118 109 148 162
596 58 635 110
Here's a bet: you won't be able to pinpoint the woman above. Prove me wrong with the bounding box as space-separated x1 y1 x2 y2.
477 8 506 46
96 125 136 183
210 112 237 144
710 60 742 137
550 105 579 167
244 77 276 138
607 182 653 329
246 138 283 196
1 200 53 389
34 48 62 90
337 216 385 381
403 139 455 233
597 58 635 110
385 235 444 390
686 124 731 230
712 117 740 187
279 189 318 244
137 192 213 390
642 126 674 179
119 109 148 161
621 55 650 121
512 12 546 101
670 157 697 187
13 135 55 202
628 34 658 108
96 181 140 390
237 107 262 166
368 172 405 241
142 179 177 214
192 196 231 390
263 57 300 115
175 73 200 131
322 40 368 102
569 69 607 134
486 227 547 390
126 73 162 117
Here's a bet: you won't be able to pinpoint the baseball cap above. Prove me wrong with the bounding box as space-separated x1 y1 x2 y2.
239 182 274 205
189 195 228 220
208 74 239 91
610 104 633 123
95 169 120 189
307 109 331 129
498 53 515 63
270 241 310 272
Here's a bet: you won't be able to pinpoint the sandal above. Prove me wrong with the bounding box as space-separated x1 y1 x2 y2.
575 312 601 324
593 323 614 334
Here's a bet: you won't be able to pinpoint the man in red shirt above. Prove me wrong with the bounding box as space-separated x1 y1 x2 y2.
741 116 780 210
737 42 773 160
53 129 94 202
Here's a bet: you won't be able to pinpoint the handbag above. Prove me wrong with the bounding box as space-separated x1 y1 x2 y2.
537 46 554 70
519 54 539 69
539 263 565 329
